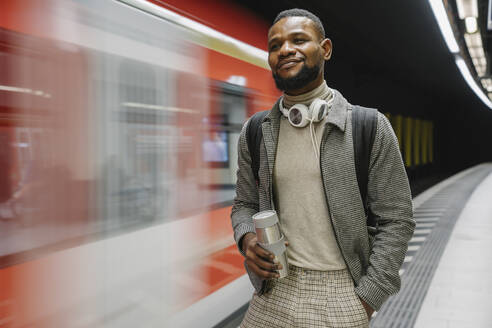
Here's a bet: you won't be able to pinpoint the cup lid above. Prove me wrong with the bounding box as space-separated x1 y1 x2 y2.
252 210 279 228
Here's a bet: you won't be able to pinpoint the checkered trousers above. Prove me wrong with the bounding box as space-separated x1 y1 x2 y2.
241 266 369 328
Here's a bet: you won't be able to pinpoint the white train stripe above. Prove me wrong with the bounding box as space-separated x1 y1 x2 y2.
410 236 426 243
416 222 436 228
414 217 440 222
414 213 443 217
117 0 269 68
414 229 432 235
408 245 421 251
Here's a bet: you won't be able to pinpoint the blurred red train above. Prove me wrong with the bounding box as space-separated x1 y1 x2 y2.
0 0 278 326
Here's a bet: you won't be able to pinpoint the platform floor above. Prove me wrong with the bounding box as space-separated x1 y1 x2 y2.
413 164 492 328
371 163 492 327
218 163 492 328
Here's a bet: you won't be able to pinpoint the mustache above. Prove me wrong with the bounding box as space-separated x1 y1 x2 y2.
276 57 304 70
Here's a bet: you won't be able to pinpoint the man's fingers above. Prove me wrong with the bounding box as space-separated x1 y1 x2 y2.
245 240 286 276
245 245 278 271
253 254 279 272
253 243 275 261
245 245 272 263
246 259 280 279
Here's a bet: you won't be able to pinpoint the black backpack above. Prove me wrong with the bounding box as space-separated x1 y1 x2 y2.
246 105 378 226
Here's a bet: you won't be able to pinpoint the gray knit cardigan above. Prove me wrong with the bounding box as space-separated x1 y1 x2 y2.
231 89 415 311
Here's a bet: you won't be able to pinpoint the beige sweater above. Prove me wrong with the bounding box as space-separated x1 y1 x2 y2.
273 82 346 271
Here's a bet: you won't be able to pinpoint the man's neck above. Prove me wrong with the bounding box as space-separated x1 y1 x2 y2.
285 79 324 96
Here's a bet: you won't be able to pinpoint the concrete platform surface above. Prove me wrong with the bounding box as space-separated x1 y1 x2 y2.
414 164 492 328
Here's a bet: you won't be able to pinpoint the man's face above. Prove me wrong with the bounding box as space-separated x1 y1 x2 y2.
268 16 331 94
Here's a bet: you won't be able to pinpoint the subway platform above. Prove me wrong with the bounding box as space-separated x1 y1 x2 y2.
371 163 492 328
217 163 492 328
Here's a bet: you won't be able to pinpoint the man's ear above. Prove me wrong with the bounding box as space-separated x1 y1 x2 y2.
320 38 332 60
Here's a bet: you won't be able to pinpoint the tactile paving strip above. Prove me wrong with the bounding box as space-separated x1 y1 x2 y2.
370 165 492 328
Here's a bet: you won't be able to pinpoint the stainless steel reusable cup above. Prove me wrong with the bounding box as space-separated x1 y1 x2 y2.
252 210 289 278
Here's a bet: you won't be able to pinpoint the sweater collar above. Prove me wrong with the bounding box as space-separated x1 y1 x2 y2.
282 81 331 109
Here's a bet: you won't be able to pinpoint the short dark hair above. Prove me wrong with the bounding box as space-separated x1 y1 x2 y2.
272 8 325 39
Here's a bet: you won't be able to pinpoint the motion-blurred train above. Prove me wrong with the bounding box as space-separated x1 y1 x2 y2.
0 0 279 326
0 1 434 327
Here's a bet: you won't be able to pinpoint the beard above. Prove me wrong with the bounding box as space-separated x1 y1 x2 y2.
272 60 322 92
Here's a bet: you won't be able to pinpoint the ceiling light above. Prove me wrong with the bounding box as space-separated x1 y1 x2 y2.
468 46 479 58
481 78 492 91
456 57 492 108
428 0 460 53
464 33 483 48
465 16 478 33
456 0 479 19
469 48 485 61
472 57 483 67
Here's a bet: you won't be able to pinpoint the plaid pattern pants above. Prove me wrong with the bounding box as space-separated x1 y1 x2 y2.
241 266 369 328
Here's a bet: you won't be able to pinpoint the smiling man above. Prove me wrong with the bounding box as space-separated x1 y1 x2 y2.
231 8 415 328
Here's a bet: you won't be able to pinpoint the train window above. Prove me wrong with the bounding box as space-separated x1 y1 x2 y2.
16 129 32 180
95 57 173 230
203 114 230 167
202 82 247 206
0 130 10 202
207 82 247 181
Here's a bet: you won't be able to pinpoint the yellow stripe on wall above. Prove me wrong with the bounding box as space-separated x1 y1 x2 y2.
390 115 434 167
428 122 434 163
393 115 403 150
413 119 421 166
421 121 428 165
404 117 413 167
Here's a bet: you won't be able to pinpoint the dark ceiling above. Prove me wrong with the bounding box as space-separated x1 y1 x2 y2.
235 0 492 110
234 0 492 167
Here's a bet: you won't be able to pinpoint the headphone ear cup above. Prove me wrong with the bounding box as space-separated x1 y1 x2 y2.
288 104 310 127
310 98 329 122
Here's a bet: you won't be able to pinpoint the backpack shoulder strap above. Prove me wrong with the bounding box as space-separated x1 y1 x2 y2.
352 105 378 218
246 110 269 183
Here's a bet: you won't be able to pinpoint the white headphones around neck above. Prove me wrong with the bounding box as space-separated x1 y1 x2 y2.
279 98 330 128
